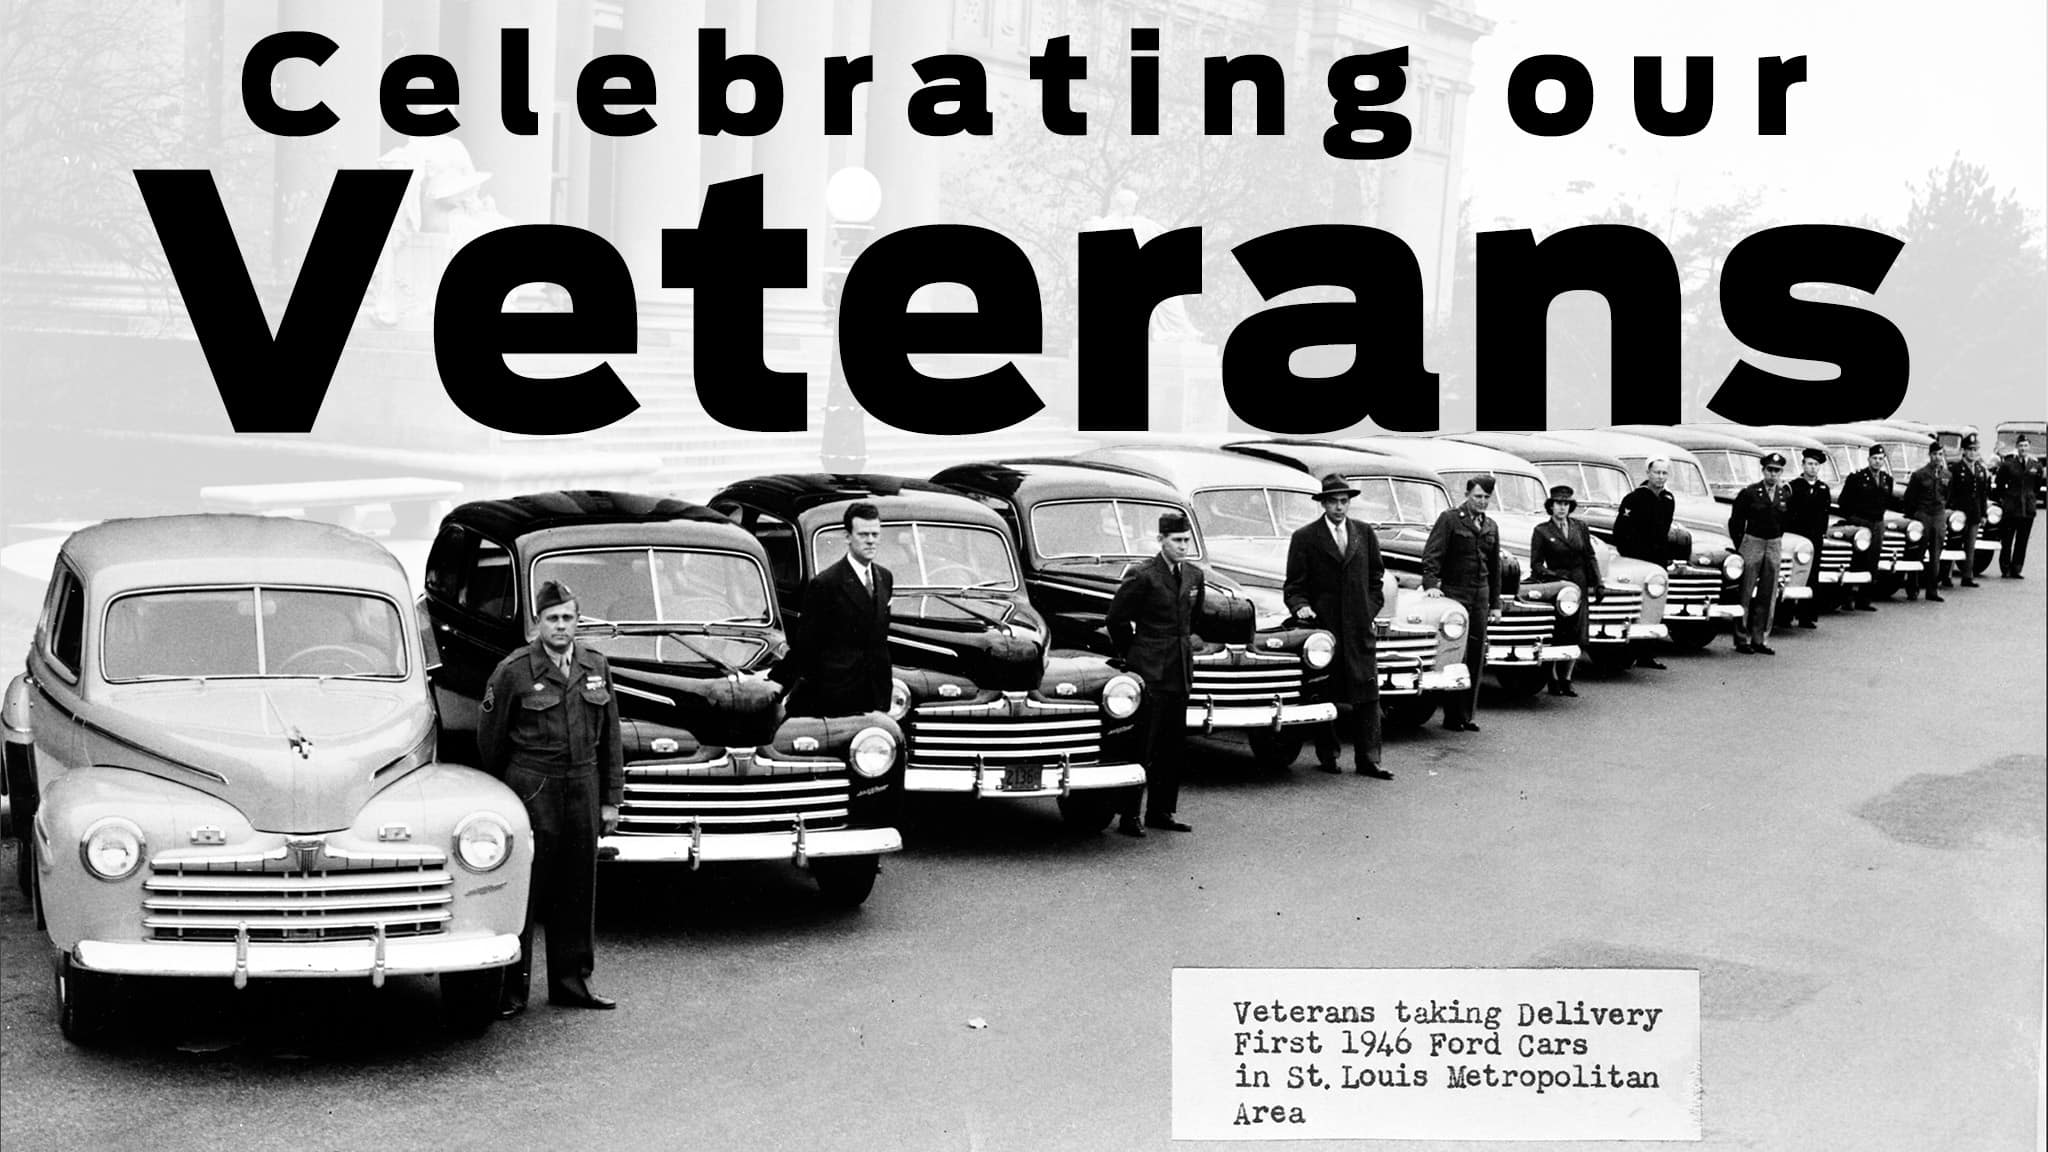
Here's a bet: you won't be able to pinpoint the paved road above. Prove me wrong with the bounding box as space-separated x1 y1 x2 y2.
1 547 2042 1152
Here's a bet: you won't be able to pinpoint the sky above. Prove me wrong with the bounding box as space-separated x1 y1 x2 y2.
1460 0 2048 235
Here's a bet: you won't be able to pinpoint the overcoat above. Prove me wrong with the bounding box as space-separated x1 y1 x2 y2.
1282 517 1385 703
771 556 895 717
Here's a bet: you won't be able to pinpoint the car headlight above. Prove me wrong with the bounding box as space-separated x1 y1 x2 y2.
1987 505 2003 526
887 677 912 720
1103 673 1143 718
1440 612 1467 641
1722 553 1744 579
851 726 897 777
1794 546 1813 565
1947 509 1965 532
1906 519 1924 541
79 816 145 881
1853 527 1873 551
1556 585 1582 617
1302 631 1335 669
1645 575 1666 598
453 813 512 872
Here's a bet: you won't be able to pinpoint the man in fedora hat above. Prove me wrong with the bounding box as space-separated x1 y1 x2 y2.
1784 447 1834 627
479 579 623 1016
1948 433 1991 588
1727 451 1790 653
1284 474 1390 777
1900 437 1951 602
1106 511 1204 835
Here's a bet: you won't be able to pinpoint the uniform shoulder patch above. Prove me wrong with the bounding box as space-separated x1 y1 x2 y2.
482 684 495 712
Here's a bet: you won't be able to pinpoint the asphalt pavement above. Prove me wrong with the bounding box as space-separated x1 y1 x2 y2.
1 542 2042 1152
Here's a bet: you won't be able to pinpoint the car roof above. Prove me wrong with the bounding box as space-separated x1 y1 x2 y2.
449 490 733 539
1807 425 1880 448
1443 431 1632 472
1533 429 1703 471
1220 439 1448 487
1704 424 1829 452
1832 421 1932 447
716 473 1007 528
1071 445 1321 494
1608 424 1768 454
62 515 409 598
1994 420 2044 433
930 459 1190 508
1342 435 1547 481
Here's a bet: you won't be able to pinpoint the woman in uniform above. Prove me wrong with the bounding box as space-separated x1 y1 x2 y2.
1530 485 1602 697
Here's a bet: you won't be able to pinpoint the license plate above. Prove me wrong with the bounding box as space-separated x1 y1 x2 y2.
1000 766 1042 792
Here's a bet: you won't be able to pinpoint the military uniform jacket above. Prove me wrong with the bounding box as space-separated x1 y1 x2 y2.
770 556 895 717
1785 476 1833 544
1530 517 1602 588
1838 466 1894 526
1900 463 1949 523
1106 554 1205 694
1612 485 1676 565
478 639 624 808
1422 502 1500 602
1995 454 2039 518
1727 480 1788 544
1949 459 1990 522
1282 517 1384 702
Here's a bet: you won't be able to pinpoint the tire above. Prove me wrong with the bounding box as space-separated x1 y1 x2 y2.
440 966 507 1037
1056 793 1116 833
54 950 121 1046
1490 666 1549 699
1585 643 1635 674
1381 697 1438 730
1666 623 1717 652
1246 730 1306 771
1973 550 1994 577
1873 572 1902 600
813 855 880 909
27 844 45 931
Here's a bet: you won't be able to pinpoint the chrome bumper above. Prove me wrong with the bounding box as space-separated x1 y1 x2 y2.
1974 539 1999 552
1883 559 1925 572
1817 571 1872 584
73 932 520 982
1184 700 1337 731
905 762 1145 796
1939 549 1965 562
1780 586 1812 601
1487 643 1581 665
1661 603 1742 621
601 826 902 865
1587 622 1670 642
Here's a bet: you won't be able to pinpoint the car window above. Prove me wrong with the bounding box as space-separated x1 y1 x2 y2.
47 568 84 676
1390 479 1451 523
1351 478 1399 525
103 587 406 680
748 510 801 588
1537 462 1582 495
1581 466 1631 505
1695 451 1753 487
423 524 470 601
814 522 1020 589
1032 500 1199 559
532 548 772 624
1445 471 1542 515
459 537 515 621
1192 488 1279 537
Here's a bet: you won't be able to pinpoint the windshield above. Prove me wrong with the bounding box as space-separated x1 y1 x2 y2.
1997 429 2040 456
1031 500 1202 559
1446 470 1545 516
1345 477 1451 526
1883 440 1927 471
103 587 407 681
533 548 771 624
1826 445 1866 475
1191 487 1322 539
1696 450 1761 487
1621 456 1712 499
1580 465 1631 505
814 521 1020 590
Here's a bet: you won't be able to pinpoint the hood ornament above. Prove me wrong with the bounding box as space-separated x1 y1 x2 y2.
285 836 325 873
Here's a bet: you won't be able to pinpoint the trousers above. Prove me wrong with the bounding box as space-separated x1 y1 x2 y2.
504 763 600 1006
1441 589 1490 726
1123 689 1187 822
1735 536 1781 646
2001 514 2034 574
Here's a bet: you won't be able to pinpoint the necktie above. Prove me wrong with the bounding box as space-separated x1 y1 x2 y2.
1334 521 1347 553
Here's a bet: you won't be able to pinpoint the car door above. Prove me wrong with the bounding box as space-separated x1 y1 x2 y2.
421 523 520 736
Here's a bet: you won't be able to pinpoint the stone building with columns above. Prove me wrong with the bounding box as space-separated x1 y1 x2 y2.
2 0 1488 519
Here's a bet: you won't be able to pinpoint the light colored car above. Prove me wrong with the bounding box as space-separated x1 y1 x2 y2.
3 516 531 1044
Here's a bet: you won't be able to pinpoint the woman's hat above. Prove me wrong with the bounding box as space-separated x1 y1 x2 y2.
1314 473 1361 502
1545 485 1577 511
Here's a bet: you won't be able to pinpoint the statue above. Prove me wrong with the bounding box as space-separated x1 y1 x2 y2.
366 137 513 327
1080 187 1206 345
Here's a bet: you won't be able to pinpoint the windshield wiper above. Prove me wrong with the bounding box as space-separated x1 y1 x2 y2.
926 591 1015 635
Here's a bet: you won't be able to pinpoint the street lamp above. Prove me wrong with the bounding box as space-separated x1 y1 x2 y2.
821 167 881 474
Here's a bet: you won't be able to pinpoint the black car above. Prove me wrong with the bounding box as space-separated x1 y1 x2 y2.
931 458 1334 769
708 475 1146 832
421 491 903 907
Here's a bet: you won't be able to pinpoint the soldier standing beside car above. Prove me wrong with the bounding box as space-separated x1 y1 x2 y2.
1283 474 1391 779
1726 452 1789 655
1422 474 1499 733
1106 512 1203 836
1947 434 1991 589
1995 434 2036 577
478 579 622 1016
1784 448 1834 627
1900 439 1950 603
1611 459 1675 669
1837 444 1894 611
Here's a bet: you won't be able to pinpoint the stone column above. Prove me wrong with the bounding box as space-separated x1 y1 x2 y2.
752 2 832 305
459 0 558 227
864 0 949 236
612 0 705 295
273 0 383 279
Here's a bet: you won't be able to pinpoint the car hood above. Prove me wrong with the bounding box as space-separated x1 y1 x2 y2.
886 593 1048 691
90 681 433 834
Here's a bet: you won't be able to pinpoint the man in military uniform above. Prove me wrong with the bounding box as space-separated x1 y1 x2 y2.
1106 512 1203 836
1947 433 1991 588
1900 438 1950 603
1783 448 1834 627
1283 474 1390 778
478 580 623 1016
1610 458 1675 668
1726 452 1789 654
1422 474 1499 732
1995 434 2037 577
1836 444 1894 611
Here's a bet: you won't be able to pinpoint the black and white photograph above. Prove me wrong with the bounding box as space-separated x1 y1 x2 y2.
1 1 2042 1147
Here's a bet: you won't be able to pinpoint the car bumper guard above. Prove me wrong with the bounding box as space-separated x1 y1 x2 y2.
905 758 1145 796
600 822 903 867
1184 700 1338 733
1487 644 1582 666
73 930 521 986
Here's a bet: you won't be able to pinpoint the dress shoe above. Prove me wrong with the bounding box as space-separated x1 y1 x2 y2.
1755 644 1777 655
1855 603 1879 612
548 980 617 1010
1456 721 1481 732
1635 657 1668 670
1357 765 1395 780
1926 592 1945 603
1558 684 1579 698
496 999 527 1020
1937 580 1953 589
1317 761 1343 774
1116 816 1146 838
1733 642 1755 654
1145 816 1193 833
1546 682 1565 697
1960 580 1979 587
2013 572 2026 579
1797 619 1818 629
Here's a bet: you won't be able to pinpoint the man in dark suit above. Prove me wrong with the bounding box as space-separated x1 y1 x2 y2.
1106 512 1204 836
1837 444 1894 610
1995 434 2037 577
1899 439 1950 603
1283 474 1390 778
1422 474 1500 733
772 501 894 716
1947 433 1991 588
1783 448 1833 627
1610 458 1674 668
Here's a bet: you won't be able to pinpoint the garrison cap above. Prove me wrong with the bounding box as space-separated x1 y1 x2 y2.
1801 447 1828 463
1760 451 1788 469
1929 436 1945 453
535 580 576 613
1158 511 1192 535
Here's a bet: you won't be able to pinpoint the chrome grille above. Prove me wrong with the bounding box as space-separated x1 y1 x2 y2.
1192 650 1306 706
1377 632 1438 670
1489 608 1555 645
144 853 450 942
619 772 852 835
1881 525 1908 566
906 707 1105 770
1588 588 1644 628
1665 572 1720 610
1819 538 1854 574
